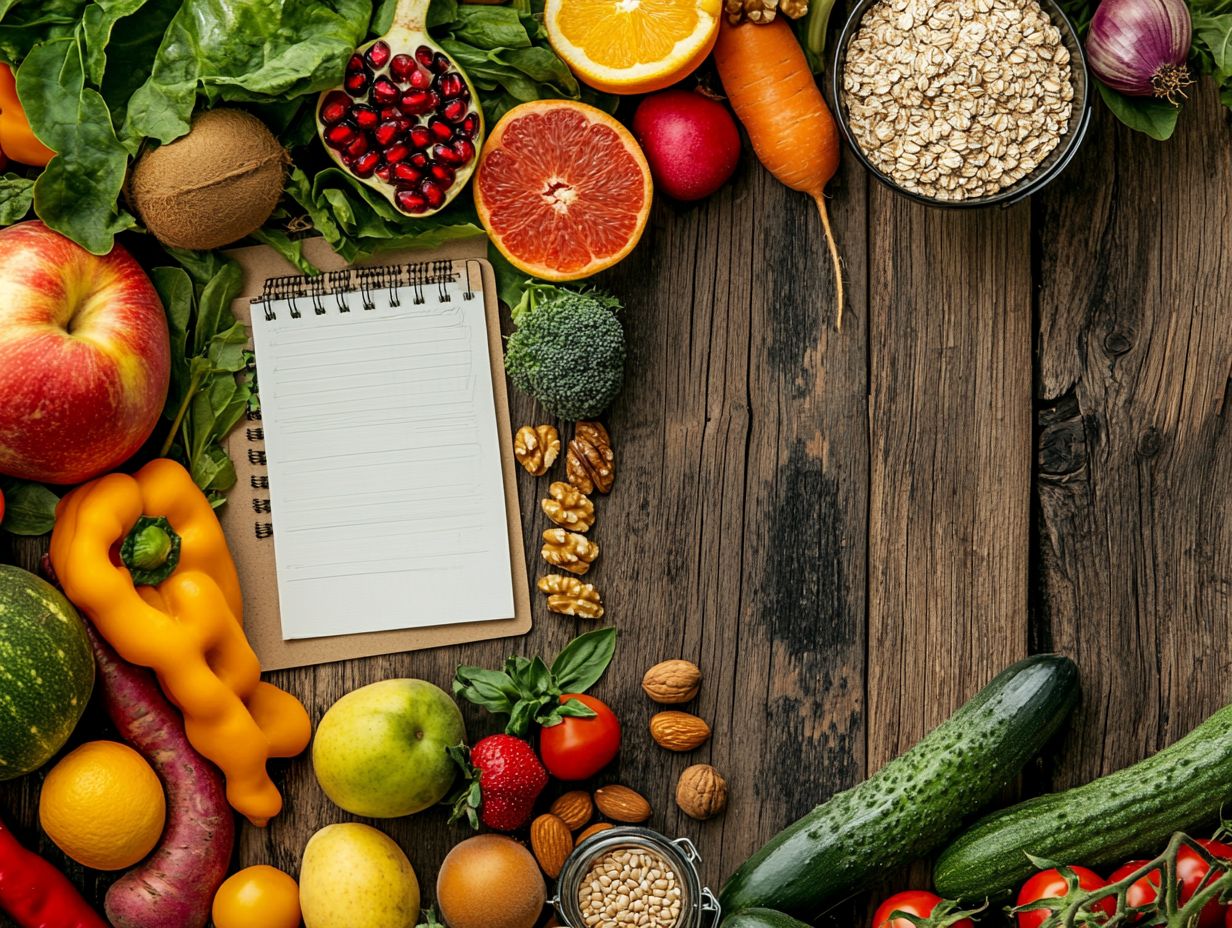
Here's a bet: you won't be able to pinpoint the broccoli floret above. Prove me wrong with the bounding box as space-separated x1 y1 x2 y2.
504 283 626 420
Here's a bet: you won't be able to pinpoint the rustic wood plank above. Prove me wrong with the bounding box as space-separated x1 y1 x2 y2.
1035 89 1232 788
866 192 1034 764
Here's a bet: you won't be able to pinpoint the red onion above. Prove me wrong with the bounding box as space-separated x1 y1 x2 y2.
1087 0 1194 103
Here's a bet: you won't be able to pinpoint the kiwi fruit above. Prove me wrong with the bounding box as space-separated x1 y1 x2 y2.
129 108 288 251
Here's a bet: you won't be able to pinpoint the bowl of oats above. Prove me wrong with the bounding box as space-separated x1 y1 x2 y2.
833 0 1091 207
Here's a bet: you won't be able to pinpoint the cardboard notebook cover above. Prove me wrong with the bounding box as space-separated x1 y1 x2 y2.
221 237 532 671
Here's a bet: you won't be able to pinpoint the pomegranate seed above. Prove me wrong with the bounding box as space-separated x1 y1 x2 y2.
346 53 364 74
421 179 446 208
375 163 394 183
365 41 391 69
409 68 432 91
324 121 358 149
390 54 416 82
396 188 429 213
374 120 402 146
410 151 430 170
457 113 480 139
452 138 476 164
340 150 357 167
438 73 465 99
371 76 400 106
430 163 456 186
429 117 453 141
379 105 401 122
400 91 438 116
353 150 380 178
393 163 424 184
415 45 435 68
410 125 432 149
432 52 451 74
319 90 351 125
442 99 468 123
384 143 411 164
345 133 369 158
353 104 379 129
398 117 414 134
432 142 461 165
344 70 370 96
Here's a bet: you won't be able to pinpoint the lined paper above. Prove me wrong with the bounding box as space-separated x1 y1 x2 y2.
251 269 514 640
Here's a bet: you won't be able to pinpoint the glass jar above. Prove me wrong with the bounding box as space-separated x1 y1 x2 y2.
551 826 721 928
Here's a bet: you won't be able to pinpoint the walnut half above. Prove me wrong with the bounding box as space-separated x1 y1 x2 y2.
514 424 560 477
541 528 599 575
566 421 615 495
542 481 595 532
538 574 604 619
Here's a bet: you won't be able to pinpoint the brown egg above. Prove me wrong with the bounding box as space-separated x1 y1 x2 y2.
436 835 547 928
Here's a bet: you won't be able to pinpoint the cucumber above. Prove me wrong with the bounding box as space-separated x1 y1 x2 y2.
935 702 1232 900
719 655 1079 920
723 909 812 928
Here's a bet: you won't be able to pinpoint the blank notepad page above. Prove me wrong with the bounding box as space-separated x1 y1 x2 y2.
251 269 514 640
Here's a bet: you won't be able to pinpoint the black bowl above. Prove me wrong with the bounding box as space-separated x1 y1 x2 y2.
830 0 1092 208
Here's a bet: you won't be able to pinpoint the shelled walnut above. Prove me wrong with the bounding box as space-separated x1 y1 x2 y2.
538 574 604 619
541 529 599 575
724 0 807 24
514 424 559 476
542 481 595 532
566 421 615 495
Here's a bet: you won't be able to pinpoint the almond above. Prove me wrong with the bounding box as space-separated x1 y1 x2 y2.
550 790 594 831
641 659 702 704
530 813 572 878
649 710 712 752
575 822 614 847
594 785 651 823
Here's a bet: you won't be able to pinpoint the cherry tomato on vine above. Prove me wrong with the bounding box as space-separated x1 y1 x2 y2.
873 891 973 928
1108 860 1162 913
1016 867 1115 928
1176 838 1232 928
538 693 621 780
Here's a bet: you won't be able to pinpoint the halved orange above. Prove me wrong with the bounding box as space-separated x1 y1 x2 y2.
474 101 653 281
545 0 722 95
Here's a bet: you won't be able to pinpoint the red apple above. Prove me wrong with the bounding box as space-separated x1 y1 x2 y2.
0 221 170 484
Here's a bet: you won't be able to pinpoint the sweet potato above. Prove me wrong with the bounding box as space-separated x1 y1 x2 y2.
84 621 235 928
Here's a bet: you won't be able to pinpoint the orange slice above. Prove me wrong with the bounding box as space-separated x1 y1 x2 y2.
474 101 653 281
545 0 721 95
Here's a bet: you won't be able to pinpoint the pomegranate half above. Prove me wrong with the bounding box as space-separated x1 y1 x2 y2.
316 0 484 216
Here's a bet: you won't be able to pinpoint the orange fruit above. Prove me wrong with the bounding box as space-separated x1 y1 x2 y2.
39 741 165 871
545 0 721 94
474 101 653 281
212 865 301 928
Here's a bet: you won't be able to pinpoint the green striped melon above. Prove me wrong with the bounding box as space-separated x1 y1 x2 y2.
0 565 94 779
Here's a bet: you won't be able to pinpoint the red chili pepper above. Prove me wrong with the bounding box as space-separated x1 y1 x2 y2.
0 816 107 928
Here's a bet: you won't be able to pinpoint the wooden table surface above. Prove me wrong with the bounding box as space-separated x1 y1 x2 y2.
2 83 1231 927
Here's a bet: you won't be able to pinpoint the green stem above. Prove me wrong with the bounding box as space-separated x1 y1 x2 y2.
120 515 182 586
159 366 206 458
390 0 430 33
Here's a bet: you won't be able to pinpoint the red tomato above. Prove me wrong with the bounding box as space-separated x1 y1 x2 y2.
874 891 973 928
538 693 621 780
1176 839 1232 928
1108 860 1162 912
1017 867 1115 928
0 487 5 525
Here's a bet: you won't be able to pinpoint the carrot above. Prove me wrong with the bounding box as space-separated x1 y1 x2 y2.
713 18 845 328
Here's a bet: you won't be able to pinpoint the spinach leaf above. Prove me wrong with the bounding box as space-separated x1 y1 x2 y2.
125 0 371 145
0 0 88 65
1096 83 1180 141
0 173 33 223
0 477 59 536
18 37 137 254
1194 12 1232 79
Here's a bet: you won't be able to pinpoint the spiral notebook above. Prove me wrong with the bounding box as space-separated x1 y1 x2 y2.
221 238 531 671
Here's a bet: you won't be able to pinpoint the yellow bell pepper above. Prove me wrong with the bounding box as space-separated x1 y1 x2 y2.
49 459 311 827
0 62 54 167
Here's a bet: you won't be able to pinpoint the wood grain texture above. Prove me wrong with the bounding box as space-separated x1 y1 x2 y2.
866 190 1034 766
1035 89 1232 787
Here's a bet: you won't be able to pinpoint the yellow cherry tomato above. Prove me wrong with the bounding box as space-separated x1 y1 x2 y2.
212 865 301 928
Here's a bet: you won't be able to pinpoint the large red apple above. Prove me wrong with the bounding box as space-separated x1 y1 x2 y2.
0 221 170 484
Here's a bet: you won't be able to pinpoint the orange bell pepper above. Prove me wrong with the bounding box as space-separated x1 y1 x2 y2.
0 62 54 167
49 459 311 827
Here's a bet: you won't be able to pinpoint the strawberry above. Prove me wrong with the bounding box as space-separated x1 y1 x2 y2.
448 735 547 832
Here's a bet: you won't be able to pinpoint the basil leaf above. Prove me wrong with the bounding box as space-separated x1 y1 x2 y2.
0 478 59 536
507 698 537 737
551 628 618 694
0 173 34 224
557 697 598 720
1096 83 1180 141
454 665 519 715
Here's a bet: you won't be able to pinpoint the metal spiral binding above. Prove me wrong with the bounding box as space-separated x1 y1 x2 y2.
247 449 266 465
433 259 453 302
309 275 326 315
328 270 352 311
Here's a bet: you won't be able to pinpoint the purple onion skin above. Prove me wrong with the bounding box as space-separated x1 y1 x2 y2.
1087 0 1193 99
